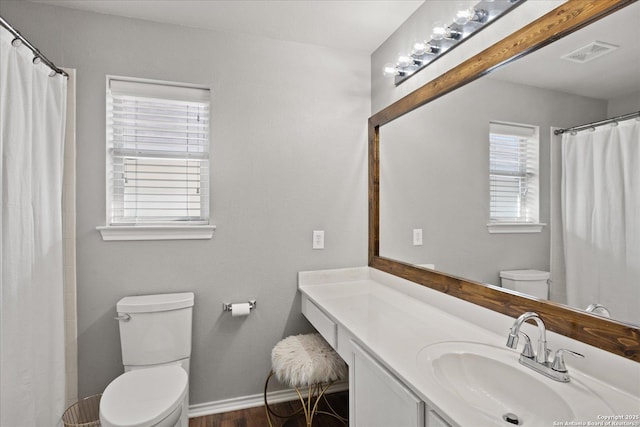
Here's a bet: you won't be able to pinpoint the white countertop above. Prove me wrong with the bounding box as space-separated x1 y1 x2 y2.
299 267 640 427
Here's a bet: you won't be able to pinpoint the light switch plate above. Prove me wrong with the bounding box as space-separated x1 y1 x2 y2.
313 230 325 249
413 228 423 246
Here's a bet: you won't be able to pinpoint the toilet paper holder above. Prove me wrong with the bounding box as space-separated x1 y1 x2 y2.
222 300 257 313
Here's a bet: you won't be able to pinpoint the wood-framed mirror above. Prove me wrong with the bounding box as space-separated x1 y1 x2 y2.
368 0 639 362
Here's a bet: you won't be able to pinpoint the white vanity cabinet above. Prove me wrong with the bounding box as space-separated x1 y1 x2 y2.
299 268 640 427
300 295 452 427
350 341 425 427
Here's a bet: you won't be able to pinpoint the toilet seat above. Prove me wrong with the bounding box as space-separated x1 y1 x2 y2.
100 365 188 427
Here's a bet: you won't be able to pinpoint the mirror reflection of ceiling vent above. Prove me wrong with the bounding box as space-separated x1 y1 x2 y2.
561 41 619 63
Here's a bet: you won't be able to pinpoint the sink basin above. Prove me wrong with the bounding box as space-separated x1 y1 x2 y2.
417 341 613 426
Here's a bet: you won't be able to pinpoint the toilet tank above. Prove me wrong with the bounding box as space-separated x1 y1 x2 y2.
116 292 194 367
500 270 550 299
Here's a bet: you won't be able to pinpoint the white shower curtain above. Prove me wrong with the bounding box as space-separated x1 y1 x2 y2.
1 28 68 426
561 118 640 326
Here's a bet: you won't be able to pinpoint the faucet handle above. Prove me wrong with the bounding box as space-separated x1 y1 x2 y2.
506 331 519 349
519 332 535 358
551 349 584 372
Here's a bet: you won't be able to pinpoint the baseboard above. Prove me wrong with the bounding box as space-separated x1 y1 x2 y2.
188 381 349 418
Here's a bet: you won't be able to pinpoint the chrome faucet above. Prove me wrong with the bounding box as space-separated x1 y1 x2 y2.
506 312 548 363
585 303 611 318
506 311 584 382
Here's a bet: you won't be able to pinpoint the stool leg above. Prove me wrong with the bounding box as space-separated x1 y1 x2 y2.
265 370 347 426
264 370 304 427
293 385 312 427
293 381 347 427
317 389 348 425
310 382 347 425
307 384 321 427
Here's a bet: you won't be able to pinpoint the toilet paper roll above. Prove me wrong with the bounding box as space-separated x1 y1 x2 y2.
231 302 251 317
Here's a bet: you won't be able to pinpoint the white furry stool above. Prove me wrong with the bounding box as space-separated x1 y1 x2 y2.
264 333 347 427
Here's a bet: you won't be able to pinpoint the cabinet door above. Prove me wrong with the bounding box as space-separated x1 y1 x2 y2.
350 341 425 427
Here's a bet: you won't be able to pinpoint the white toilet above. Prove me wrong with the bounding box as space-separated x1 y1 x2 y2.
500 269 550 299
100 292 194 427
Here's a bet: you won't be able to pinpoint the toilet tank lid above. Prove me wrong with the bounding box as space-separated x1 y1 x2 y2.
500 270 550 281
117 292 194 313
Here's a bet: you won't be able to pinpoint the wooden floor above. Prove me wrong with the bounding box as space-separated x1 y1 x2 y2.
189 391 349 427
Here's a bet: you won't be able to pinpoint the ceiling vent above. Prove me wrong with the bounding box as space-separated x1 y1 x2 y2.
561 41 619 63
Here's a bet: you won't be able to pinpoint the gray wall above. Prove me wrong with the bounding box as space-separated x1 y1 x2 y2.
0 1 369 403
608 91 640 117
379 76 606 285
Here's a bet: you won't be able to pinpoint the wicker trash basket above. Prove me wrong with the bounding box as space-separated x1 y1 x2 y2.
62 394 102 427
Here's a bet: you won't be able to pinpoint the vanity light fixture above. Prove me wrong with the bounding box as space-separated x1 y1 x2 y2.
411 40 440 56
384 0 525 85
454 5 489 25
430 21 462 41
397 54 419 67
383 62 404 77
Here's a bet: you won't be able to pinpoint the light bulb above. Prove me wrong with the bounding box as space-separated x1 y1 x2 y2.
383 63 399 77
430 22 446 41
397 54 414 68
411 40 428 56
432 23 462 41
454 6 475 25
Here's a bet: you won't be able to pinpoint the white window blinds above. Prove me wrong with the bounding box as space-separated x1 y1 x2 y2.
489 122 539 223
106 77 210 225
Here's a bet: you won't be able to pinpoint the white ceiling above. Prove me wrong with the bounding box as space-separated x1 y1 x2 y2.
30 0 424 53
490 1 640 101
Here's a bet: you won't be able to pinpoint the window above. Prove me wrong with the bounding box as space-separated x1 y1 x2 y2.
488 122 543 233
98 76 214 240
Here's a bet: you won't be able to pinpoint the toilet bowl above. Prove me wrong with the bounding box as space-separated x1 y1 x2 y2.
100 293 194 427
500 269 550 299
100 366 188 427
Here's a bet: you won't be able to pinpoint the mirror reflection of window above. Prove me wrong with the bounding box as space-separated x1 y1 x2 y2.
489 122 539 226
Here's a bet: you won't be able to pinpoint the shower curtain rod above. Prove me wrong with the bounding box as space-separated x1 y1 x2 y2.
554 111 640 135
0 15 68 78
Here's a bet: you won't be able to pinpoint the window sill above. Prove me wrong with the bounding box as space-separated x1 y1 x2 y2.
486 222 546 234
97 225 216 241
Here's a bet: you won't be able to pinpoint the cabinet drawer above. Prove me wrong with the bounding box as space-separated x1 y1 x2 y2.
301 296 337 348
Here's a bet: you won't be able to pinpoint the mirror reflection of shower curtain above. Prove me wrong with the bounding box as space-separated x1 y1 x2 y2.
0 29 67 426
561 118 640 326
